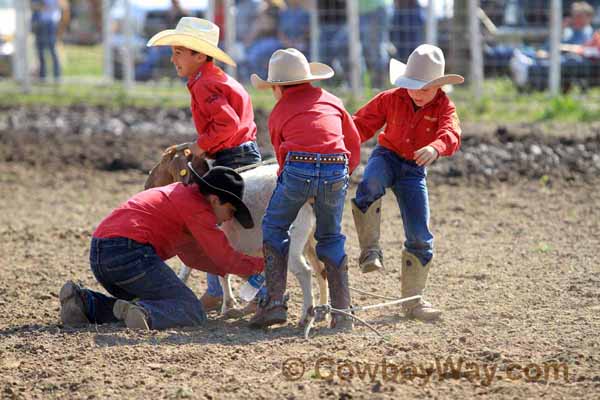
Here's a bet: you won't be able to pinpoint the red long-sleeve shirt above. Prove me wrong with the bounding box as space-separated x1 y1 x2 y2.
353 88 461 160
187 62 257 155
93 183 263 277
267 83 361 174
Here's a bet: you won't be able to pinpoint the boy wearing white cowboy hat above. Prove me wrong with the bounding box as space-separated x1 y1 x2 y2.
58 166 264 331
147 17 264 312
248 48 361 331
351 44 464 321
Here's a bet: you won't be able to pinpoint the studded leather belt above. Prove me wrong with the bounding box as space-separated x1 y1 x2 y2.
288 154 347 164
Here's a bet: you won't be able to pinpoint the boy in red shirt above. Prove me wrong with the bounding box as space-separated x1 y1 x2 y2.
148 17 262 310
352 44 464 321
59 167 263 330
247 48 361 330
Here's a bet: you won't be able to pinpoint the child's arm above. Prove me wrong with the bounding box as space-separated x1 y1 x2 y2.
427 101 461 159
196 93 241 154
352 92 388 143
341 109 362 174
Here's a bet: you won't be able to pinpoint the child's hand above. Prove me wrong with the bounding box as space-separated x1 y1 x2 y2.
190 142 206 158
414 146 438 167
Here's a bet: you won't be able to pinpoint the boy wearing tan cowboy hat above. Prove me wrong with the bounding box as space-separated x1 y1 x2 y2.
147 17 263 311
351 44 464 321
59 166 263 331
248 48 361 330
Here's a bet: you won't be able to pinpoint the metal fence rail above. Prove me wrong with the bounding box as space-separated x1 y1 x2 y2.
7 0 598 99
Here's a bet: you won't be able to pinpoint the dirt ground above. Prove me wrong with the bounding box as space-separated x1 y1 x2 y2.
1 145 599 399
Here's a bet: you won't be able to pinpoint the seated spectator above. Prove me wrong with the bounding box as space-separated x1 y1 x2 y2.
239 0 286 82
509 1 596 90
390 0 425 62
278 0 310 54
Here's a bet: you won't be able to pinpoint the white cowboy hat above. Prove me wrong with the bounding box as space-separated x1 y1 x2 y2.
147 17 236 67
251 48 334 89
390 44 464 89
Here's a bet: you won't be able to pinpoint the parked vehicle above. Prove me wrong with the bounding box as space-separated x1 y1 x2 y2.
0 0 15 76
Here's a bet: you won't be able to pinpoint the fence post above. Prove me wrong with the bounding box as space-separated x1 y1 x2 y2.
13 0 31 92
468 0 483 100
309 0 319 61
346 0 362 98
207 0 215 23
425 0 437 45
122 0 134 91
102 0 114 83
224 0 235 77
548 0 561 95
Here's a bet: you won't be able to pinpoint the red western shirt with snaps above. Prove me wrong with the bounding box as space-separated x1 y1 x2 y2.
268 83 361 174
93 182 263 277
353 88 461 160
187 61 257 155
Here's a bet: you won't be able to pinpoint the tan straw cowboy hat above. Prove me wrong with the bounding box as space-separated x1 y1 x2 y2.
147 17 236 66
390 44 464 89
251 48 334 89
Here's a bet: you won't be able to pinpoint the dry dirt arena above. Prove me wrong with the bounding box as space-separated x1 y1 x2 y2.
1 121 599 399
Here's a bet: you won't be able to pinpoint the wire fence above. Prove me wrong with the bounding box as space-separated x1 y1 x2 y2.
6 0 600 101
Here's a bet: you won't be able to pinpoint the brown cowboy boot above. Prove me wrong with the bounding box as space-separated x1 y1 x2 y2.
401 250 441 321
325 256 353 331
249 244 288 328
351 198 384 273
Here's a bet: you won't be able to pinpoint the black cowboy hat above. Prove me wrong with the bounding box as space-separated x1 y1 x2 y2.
187 163 254 229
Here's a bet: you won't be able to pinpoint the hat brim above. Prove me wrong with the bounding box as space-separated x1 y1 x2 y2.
188 164 254 229
147 30 236 67
389 58 464 89
250 62 334 89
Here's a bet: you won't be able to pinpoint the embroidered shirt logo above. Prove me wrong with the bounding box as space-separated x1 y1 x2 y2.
424 115 438 122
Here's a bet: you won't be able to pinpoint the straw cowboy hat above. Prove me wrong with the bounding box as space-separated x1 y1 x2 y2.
390 44 464 89
147 17 236 66
251 48 334 89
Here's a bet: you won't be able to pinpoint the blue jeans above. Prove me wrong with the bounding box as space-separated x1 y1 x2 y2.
34 20 60 79
84 237 206 329
263 152 349 268
354 146 433 265
206 141 262 297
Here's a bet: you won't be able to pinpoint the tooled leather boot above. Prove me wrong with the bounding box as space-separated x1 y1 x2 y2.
351 198 384 273
401 250 441 321
325 256 353 331
249 244 289 328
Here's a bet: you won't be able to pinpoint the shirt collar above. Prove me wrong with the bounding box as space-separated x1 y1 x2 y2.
187 61 221 87
280 82 314 99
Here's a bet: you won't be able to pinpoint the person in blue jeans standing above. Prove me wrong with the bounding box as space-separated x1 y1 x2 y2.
59 167 264 330
352 45 463 321
247 48 361 330
31 0 62 82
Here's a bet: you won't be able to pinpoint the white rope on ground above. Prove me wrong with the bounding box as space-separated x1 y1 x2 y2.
304 295 422 339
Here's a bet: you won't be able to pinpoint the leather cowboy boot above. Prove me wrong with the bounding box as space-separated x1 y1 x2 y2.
325 256 353 331
249 244 288 328
401 250 441 321
351 198 384 273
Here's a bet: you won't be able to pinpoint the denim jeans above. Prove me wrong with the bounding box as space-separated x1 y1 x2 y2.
263 152 349 268
84 237 206 329
206 141 262 297
354 146 433 265
34 20 60 79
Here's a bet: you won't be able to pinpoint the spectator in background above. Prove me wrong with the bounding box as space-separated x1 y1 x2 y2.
278 0 310 54
510 1 596 90
31 0 64 82
358 0 392 88
241 0 286 81
390 0 424 62
317 0 348 81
